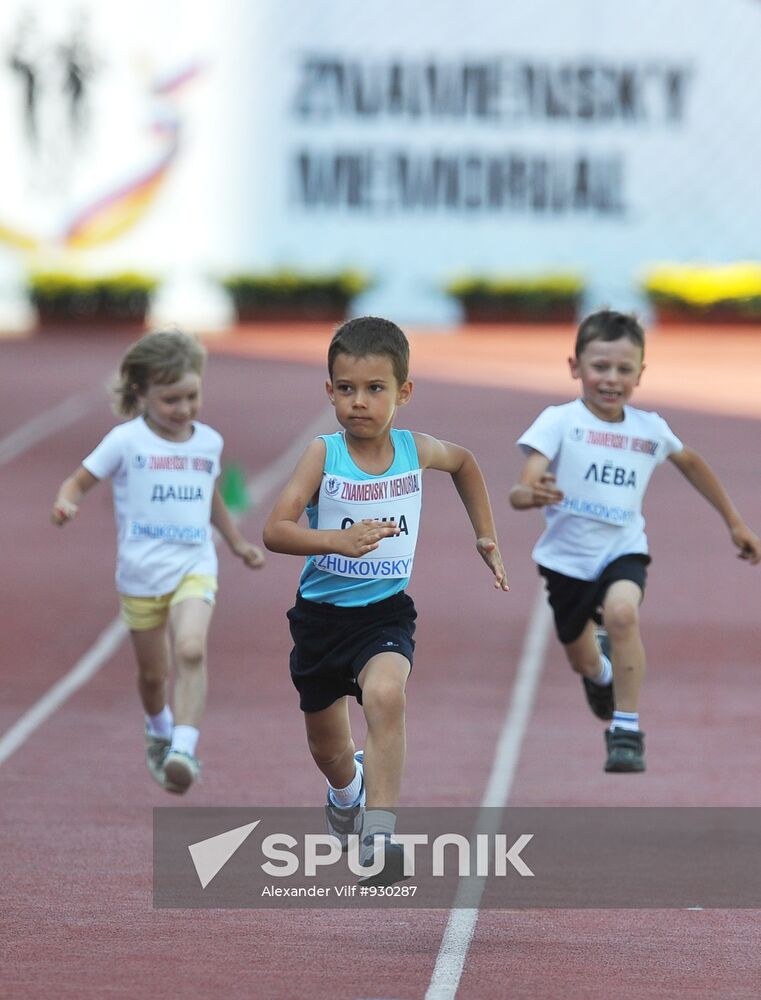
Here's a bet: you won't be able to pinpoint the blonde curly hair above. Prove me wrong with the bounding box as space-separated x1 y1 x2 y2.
112 329 207 416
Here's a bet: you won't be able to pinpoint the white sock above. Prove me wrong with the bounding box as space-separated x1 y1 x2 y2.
146 706 173 739
328 759 363 807
591 653 613 687
610 711 639 732
171 724 199 756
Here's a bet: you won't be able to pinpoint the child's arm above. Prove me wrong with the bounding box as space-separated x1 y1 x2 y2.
509 450 564 510
210 487 265 569
413 432 509 591
669 447 761 564
51 466 100 525
263 439 400 557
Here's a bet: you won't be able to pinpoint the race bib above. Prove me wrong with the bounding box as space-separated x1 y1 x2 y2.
554 425 661 526
314 469 422 579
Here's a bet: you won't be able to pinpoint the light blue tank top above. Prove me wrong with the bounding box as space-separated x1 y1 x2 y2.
298 429 422 606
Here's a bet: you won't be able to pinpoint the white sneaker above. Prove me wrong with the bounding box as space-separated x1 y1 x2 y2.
163 749 201 794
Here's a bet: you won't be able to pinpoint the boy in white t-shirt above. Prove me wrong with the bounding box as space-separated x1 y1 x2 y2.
510 310 760 773
52 330 264 793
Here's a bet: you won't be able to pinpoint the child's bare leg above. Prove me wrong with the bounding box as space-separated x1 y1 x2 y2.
600 580 645 713
304 697 357 788
168 597 214 727
562 621 605 679
357 653 410 809
130 625 170 715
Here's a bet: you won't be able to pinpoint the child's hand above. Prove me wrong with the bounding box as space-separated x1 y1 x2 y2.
233 540 266 569
51 499 78 525
336 519 400 557
531 473 564 507
731 523 761 565
476 537 510 591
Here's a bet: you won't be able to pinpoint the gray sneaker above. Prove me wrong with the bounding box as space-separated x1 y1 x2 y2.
325 750 365 850
604 727 645 773
163 749 202 793
357 832 408 888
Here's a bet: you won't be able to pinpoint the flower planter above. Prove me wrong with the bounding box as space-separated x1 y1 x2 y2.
459 299 578 324
222 271 371 326
29 273 157 333
652 305 761 326
231 298 352 324
642 264 761 327
34 314 149 334
445 272 584 327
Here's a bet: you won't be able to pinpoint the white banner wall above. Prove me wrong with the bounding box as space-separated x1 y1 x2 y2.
1 0 760 326
238 0 761 321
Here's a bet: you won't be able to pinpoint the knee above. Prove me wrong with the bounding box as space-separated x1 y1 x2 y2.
567 657 592 676
139 665 166 687
307 734 351 769
565 650 598 676
175 635 205 669
362 679 406 723
604 600 639 639
564 630 608 676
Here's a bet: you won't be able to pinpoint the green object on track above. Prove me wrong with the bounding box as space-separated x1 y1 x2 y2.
219 463 251 513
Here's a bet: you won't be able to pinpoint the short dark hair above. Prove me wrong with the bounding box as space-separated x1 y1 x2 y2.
575 309 645 359
327 316 409 384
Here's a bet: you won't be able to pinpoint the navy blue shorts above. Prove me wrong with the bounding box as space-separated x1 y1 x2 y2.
286 591 417 713
539 553 650 645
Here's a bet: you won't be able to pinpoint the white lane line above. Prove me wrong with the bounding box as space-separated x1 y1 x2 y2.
0 406 334 767
424 586 552 1000
0 617 127 765
0 390 100 466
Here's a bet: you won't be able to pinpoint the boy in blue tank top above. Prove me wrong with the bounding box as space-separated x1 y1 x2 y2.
264 316 509 885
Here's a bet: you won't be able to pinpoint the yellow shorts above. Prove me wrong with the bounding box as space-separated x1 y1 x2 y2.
119 574 218 632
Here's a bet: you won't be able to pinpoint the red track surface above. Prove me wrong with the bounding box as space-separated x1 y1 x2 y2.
2 327 760 999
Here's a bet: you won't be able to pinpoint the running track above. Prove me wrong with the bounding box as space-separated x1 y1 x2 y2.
1 325 760 999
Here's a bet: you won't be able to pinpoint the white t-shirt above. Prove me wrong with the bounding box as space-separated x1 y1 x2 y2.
83 416 222 596
517 399 683 579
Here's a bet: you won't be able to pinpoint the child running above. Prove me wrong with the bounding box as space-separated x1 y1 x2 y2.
263 316 508 885
510 309 760 773
51 329 264 793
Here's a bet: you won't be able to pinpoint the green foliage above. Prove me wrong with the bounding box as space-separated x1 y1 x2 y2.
29 272 159 321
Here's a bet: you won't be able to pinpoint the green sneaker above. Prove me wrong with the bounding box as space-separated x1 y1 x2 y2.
163 749 202 793
604 727 645 773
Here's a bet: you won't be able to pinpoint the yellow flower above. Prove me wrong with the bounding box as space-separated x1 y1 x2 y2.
641 262 761 307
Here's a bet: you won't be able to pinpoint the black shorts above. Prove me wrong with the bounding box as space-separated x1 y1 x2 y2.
286 591 417 713
539 553 650 645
